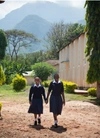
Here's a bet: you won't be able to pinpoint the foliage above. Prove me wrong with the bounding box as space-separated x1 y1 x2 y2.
5 29 38 61
88 88 97 97
62 81 68 91
42 80 77 93
64 81 77 93
85 1 100 83
1 60 29 84
42 80 51 87
6 74 16 85
3 50 48 69
12 74 27 91
0 102 2 111
85 1 100 99
24 50 47 65
0 65 6 86
32 62 56 81
0 29 7 60
45 22 84 59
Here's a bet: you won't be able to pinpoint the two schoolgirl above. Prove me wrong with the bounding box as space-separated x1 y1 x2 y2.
28 74 65 128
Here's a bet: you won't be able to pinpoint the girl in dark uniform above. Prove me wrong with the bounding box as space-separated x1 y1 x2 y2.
47 74 65 128
28 77 46 125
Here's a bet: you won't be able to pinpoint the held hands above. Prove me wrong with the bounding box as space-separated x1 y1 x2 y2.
45 99 48 104
29 102 32 105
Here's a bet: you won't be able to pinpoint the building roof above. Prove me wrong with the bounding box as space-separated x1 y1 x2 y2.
46 60 59 66
58 32 85 52
23 71 34 76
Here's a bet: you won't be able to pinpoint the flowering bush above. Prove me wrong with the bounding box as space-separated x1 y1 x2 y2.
42 80 77 93
12 74 27 91
42 80 51 87
0 102 2 111
0 102 2 117
88 88 97 97
64 81 77 93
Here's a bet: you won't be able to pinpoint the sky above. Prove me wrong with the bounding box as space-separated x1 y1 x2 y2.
0 0 85 19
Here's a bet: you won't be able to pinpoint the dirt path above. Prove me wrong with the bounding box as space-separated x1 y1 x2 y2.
0 101 100 138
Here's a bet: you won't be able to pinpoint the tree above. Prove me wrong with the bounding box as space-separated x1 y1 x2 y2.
45 22 84 59
32 62 56 81
0 65 6 85
85 1 100 99
0 29 7 60
5 29 38 61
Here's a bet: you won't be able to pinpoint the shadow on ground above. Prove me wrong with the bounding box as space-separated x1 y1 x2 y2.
50 125 67 133
29 124 46 130
89 98 100 106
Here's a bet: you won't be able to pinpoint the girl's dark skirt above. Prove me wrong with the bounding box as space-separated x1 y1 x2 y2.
50 94 63 115
28 98 43 114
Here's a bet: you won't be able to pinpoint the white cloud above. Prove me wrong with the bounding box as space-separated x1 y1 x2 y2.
0 1 26 19
0 0 85 19
68 0 85 8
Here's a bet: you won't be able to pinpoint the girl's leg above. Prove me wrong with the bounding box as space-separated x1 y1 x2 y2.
38 114 41 118
53 114 58 127
38 114 41 124
34 114 37 119
34 114 37 125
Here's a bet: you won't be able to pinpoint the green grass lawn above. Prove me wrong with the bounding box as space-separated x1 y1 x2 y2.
0 85 30 103
0 85 99 105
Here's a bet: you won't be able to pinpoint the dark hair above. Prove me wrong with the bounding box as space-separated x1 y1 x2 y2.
54 73 59 78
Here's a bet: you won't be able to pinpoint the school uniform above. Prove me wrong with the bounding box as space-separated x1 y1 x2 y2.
48 80 64 115
28 84 46 114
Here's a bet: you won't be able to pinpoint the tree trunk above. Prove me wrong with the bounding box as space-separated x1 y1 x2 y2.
15 52 18 61
97 82 100 99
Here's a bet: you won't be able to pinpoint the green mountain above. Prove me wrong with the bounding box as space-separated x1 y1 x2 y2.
14 15 51 39
14 15 51 53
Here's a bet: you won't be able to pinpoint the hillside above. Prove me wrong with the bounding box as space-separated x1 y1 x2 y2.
0 1 85 30
14 15 51 39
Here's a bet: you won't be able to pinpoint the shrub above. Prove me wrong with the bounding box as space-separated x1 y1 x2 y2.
88 88 97 97
0 102 2 116
64 81 77 93
32 62 56 81
42 80 51 87
0 102 2 111
42 80 77 93
0 65 6 86
62 81 68 91
12 74 27 91
6 74 16 84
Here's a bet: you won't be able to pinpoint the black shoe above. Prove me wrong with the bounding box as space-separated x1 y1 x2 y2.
34 121 37 126
54 123 58 128
38 118 41 124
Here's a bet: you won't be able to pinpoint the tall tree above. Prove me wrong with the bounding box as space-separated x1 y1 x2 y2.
0 29 7 60
45 22 84 59
5 30 38 61
85 1 100 99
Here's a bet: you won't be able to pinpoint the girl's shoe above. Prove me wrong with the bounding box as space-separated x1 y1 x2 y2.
54 123 58 128
34 121 37 126
38 118 41 124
